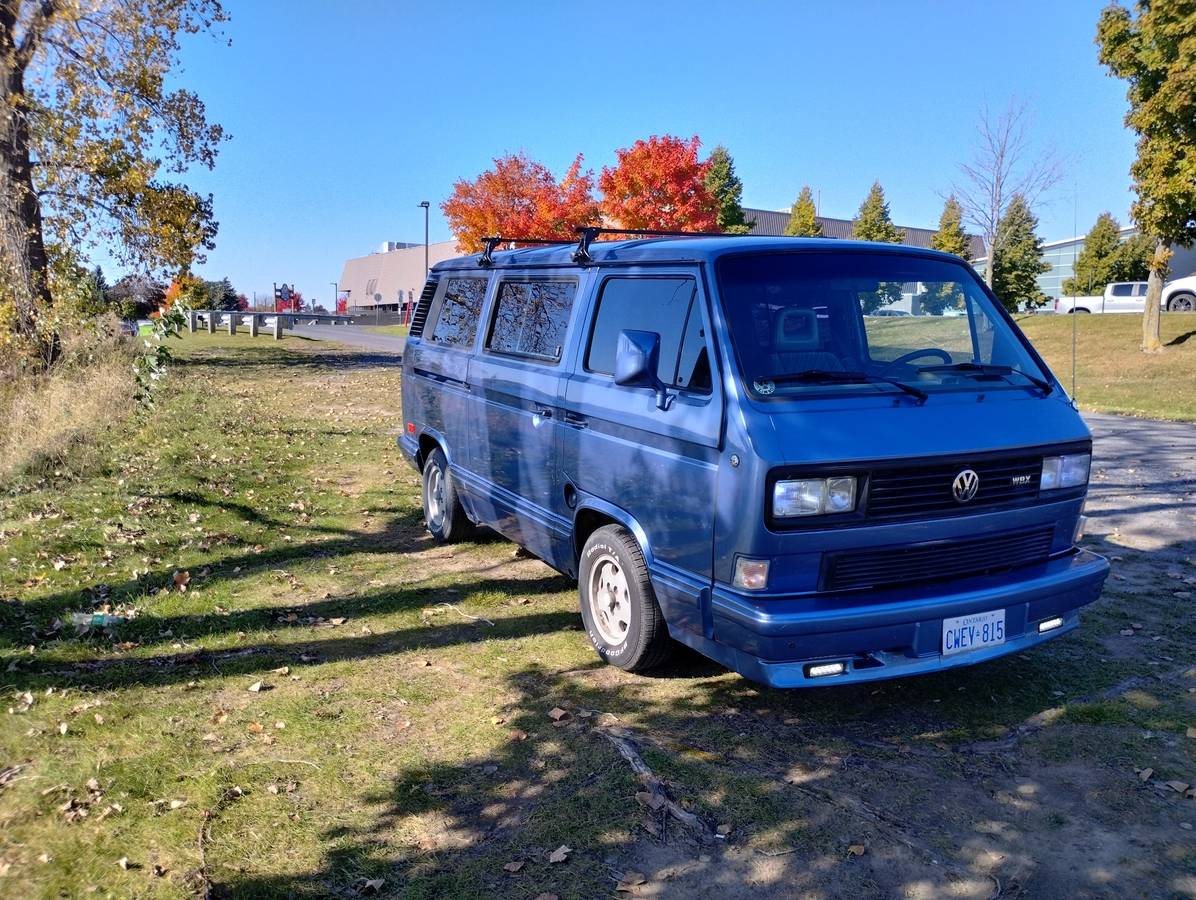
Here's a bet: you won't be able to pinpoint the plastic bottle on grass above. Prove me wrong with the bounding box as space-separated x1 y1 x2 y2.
69 613 126 628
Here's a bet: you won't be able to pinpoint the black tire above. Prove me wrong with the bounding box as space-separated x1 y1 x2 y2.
421 448 473 543
578 525 673 672
1168 292 1195 312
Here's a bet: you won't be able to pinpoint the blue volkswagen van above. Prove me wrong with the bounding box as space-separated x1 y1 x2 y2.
398 230 1109 687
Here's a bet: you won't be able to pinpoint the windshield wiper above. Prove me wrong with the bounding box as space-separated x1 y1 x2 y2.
917 362 1052 394
762 369 928 402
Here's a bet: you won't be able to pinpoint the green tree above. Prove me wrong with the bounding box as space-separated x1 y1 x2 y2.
930 196 971 260
0 0 227 366
1109 232 1153 283
853 182 905 312
1098 0 1196 352
1062 212 1123 295
201 277 239 310
784 186 822 237
703 145 754 234
852 181 905 244
991 193 1050 312
919 196 972 314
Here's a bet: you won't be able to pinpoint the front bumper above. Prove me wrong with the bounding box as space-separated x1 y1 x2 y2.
680 549 1109 688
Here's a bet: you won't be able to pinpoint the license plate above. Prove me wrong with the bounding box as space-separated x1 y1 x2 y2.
942 609 1006 656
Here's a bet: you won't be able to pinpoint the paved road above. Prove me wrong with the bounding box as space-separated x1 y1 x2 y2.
1082 412 1195 553
292 324 406 354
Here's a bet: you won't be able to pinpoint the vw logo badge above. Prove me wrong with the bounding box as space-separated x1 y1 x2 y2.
952 468 980 503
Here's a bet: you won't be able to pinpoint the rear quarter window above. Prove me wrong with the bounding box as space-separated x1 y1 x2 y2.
429 277 488 348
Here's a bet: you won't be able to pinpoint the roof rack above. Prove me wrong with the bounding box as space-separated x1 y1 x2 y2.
478 236 573 267
571 226 743 264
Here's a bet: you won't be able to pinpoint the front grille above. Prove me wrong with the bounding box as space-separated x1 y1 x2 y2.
408 280 437 338
823 526 1055 592
865 454 1041 519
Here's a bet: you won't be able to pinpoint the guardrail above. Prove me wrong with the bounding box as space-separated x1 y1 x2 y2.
187 310 356 339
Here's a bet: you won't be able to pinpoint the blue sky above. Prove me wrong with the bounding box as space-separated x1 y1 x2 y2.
165 0 1136 307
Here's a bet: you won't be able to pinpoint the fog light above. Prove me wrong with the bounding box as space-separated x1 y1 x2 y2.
806 661 846 678
733 557 770 591
1038 617 1064 633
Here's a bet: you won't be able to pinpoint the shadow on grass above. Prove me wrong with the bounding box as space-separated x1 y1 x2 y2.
209 629 1184 899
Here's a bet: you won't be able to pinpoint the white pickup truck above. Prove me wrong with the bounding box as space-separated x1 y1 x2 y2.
1055 276 1196 313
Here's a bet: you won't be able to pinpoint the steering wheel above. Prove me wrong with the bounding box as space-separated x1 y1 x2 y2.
879 348 952 374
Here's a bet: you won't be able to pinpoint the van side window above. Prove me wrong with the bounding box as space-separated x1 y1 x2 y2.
487 280 576 362
429 277 487 348
1110 283 1134 297
587 277 708 391
675 302 713 392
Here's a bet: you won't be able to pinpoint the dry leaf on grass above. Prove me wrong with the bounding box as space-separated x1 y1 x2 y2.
534 894 559 900
247 722 264 734
172 571 190 592
503 861 524 873
547 707 570 723
847 844 867 857
247 680 269 693
1138 767 1154 781
1186 726 1196 739
548 845 572 864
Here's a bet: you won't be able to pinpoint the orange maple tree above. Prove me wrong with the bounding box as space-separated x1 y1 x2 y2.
441 153 600 252
599 135 720 232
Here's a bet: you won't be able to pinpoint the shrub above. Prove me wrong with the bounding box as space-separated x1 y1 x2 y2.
0 317 137 483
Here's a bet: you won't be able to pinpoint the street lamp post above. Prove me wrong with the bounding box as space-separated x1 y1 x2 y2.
330 282 339 315
419 200 430 278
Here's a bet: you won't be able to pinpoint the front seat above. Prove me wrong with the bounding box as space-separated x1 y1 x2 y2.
770 308 843 373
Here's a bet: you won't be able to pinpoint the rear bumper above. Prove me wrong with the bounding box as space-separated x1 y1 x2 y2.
683 549 1109 688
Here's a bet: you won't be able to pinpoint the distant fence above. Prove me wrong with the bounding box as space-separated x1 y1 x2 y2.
187 310 356 340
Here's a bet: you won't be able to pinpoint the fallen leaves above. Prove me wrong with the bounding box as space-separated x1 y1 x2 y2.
547 707 571 724
247 680 270 693
847 843 867 857
172 570 191 592
502 860 524 873
548 845 572 864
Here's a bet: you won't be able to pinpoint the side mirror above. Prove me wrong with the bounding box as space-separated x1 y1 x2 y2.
615 330 672 410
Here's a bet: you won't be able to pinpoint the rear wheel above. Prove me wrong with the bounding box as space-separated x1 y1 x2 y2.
578 525 673 672
421 448 473 543
1168 292 1195 312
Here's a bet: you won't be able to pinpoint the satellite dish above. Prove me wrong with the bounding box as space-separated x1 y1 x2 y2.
374 293 382 303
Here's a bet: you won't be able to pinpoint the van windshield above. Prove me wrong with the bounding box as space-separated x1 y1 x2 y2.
715 251 1051 399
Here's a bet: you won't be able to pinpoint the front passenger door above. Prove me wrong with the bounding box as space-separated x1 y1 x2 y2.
560 270 722 632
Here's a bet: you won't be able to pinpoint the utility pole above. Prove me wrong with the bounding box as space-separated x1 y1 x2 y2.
419 201 430 279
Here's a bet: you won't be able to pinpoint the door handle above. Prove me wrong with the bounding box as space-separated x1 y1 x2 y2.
562 411 588 428
533 405 554 419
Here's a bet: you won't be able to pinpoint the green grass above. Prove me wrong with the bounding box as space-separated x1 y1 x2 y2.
1 330 1193 897
1017 312 1196 420
367 324 409 338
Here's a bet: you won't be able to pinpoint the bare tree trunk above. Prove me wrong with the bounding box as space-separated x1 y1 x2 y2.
1141 238 1166 353
0 9 53 359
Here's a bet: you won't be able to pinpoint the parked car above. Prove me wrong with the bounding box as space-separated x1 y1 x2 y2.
1054 281 1150 314
399 234 1108 687
1162 274 1196 311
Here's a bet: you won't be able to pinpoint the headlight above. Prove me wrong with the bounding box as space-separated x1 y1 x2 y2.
1041 452 1090 490
773 476 857 517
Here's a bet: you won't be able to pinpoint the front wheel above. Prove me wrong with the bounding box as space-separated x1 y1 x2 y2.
578 525 673 672
421 448 473 543
1168 293 1195 312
